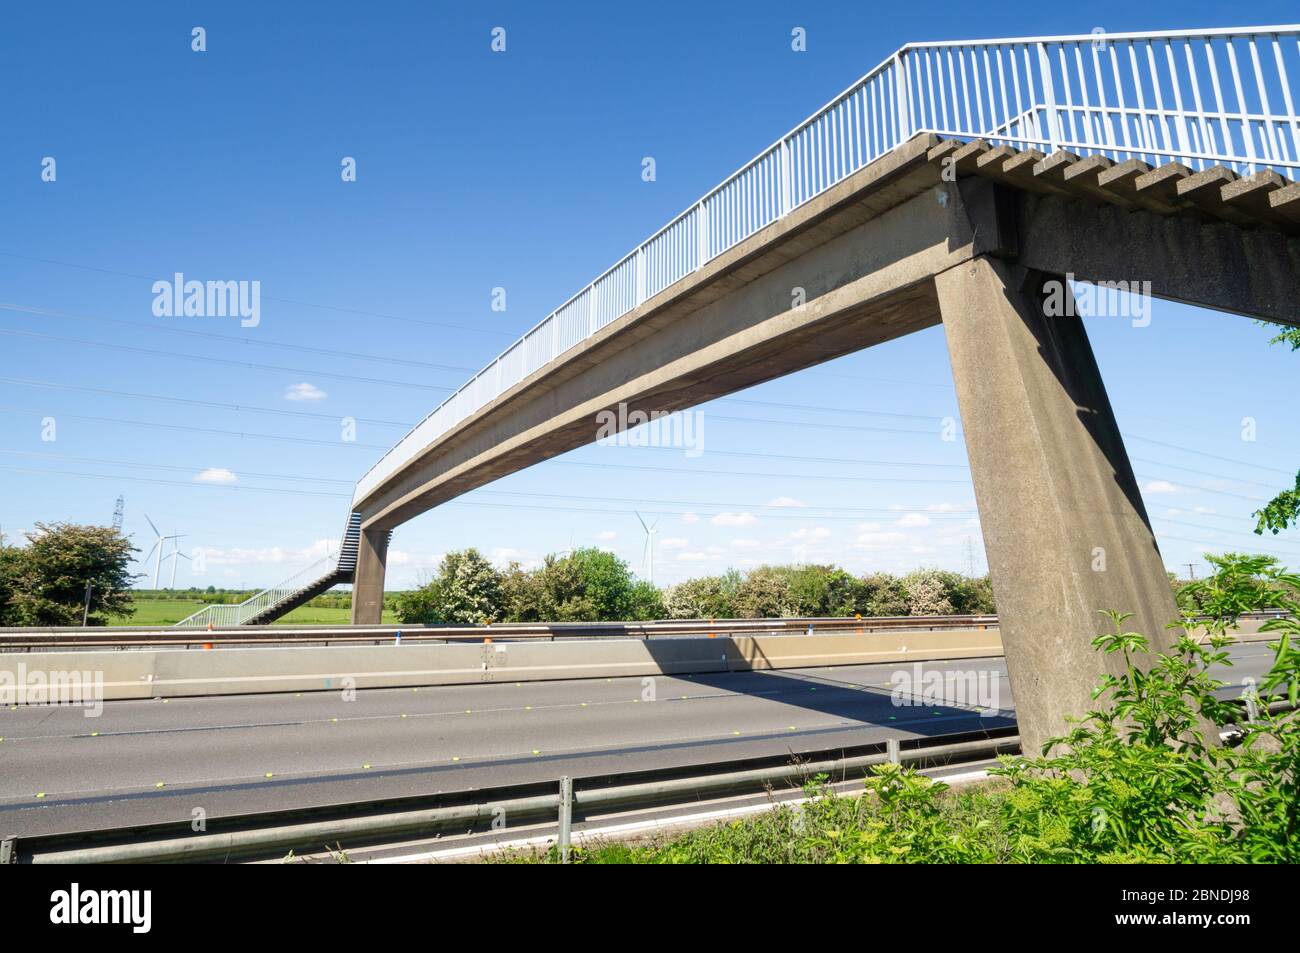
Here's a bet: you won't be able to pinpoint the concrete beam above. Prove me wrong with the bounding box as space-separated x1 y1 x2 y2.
935 256 1181 754
1012 193 1300 325
350 526 389 626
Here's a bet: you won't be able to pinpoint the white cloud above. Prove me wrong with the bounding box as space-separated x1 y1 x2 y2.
194 467 238 484
711 511 757 527
387 547 444 568
925 502 966 513
284 382 327 402
1145 480 1181 494
765 496 807 508
790 526 831 541
677 550 721 563
490 547 531 567
681 512 700 524
191 539 332 566
852 528 907 549
660 537 690 550
894 513 931 528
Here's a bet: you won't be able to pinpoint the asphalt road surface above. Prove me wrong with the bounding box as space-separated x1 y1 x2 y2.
0 643 1277 837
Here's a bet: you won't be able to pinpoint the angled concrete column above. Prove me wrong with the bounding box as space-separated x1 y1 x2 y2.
350 526 389 625
935 256 1179 755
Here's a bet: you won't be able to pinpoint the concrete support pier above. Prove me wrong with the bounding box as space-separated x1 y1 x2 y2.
350 526 390 625
936 256 1180 755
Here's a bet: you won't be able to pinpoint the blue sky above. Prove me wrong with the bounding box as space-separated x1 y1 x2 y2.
2 1 1299 590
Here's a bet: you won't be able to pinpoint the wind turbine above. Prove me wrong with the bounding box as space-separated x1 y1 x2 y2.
141 514 185 589
636 511 659 586
164 538 192 589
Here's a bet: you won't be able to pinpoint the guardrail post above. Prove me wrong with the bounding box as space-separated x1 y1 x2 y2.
635 247 646 305
1 836 15 864
887 738 900 764
557 776 573 864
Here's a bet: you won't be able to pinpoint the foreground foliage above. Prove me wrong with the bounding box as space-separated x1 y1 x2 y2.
0 523 136 626
521 553 1299 863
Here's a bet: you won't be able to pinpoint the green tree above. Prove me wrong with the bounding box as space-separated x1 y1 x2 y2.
785 565 862 616
663 572 739 619
627 580 666 621
394 549 503 625
901 568 954 616
434 548 503 623
394 575 446 624
536 548 638 622
734 566 795 618
858 572 908 616
500 561 548 622
6 522 137 625
1253 322 1300 535
0 534 21 626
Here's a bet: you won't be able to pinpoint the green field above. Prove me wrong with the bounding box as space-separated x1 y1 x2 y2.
106 598 397 626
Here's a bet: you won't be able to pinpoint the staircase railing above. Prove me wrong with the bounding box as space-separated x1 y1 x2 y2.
351 26 1300 510
175 513 363 628
174 553 340 628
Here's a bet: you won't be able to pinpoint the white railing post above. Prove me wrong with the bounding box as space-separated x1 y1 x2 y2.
635 246 645 305
589 281 599 334
1037 42 1061 152
696 200 709 269
780 137 792 215
895 52 911 143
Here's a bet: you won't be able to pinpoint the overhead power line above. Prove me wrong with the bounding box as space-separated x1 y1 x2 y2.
0 250 513 338
0 327 452 392
0 303 480 374
0 377 413 427
0 406 389 451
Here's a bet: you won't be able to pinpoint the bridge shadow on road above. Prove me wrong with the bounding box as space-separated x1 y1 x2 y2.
643 638 1014 738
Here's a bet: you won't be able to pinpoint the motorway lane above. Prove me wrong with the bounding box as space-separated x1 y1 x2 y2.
0 643 1277 837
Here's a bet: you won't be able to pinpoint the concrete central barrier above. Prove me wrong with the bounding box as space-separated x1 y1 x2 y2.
1 628 1000 703
0 622 1273 704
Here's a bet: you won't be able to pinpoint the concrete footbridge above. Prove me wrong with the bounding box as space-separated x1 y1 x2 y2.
188 26 1300 752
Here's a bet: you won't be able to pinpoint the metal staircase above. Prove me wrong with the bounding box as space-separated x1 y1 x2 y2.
175 514 367 627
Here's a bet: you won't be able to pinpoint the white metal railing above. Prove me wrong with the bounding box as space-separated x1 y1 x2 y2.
174 553 338 628
352 26 1300 509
